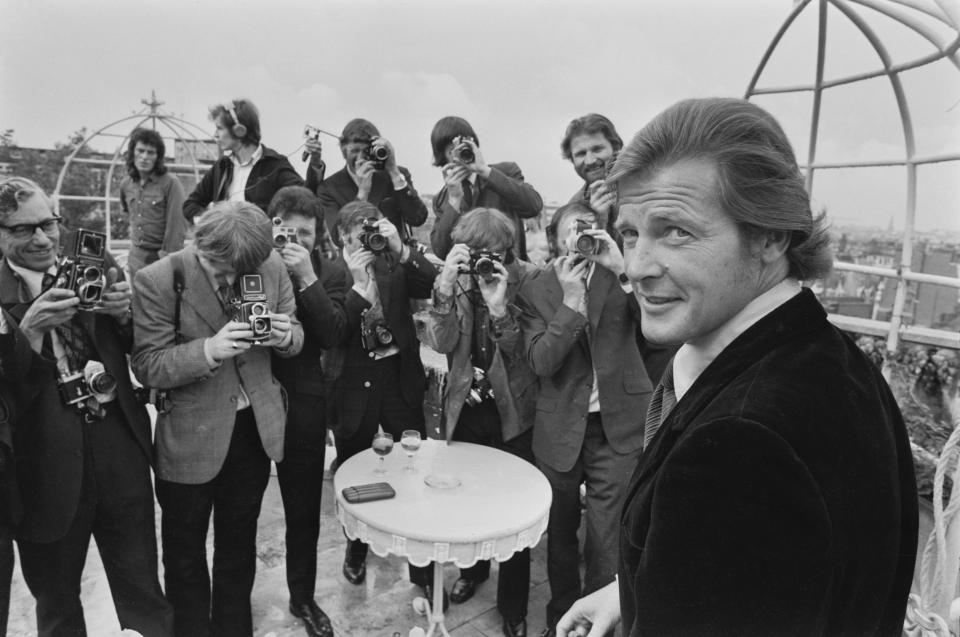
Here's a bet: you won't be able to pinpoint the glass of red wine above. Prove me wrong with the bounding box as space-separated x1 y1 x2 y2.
400 430 422 472
371 431 394 475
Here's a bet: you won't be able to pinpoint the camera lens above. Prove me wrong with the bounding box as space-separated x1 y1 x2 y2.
457 146 475 163
575 234 597 255
89 371 117 395
82 266 102 282
375 326 394 345
367 233 388 253
371 145 389 161
250 303 267 316
78 283 103 303
274 233 288 247
252 317 270 333
475 258 495 276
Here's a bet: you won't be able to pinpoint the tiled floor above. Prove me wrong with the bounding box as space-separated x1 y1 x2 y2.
5 460 556 637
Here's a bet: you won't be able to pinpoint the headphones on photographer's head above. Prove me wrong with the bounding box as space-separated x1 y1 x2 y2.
226 102 248 139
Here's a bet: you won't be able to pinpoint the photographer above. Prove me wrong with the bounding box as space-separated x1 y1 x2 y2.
0 177 173 636
429 116 543 261
420 207 538 637
268 186 347 637
305 118 428 248
132 201 303 637
515 201 653 637
119 126 187 279
183 98 303 224
331 201 436 597
560 114 622 230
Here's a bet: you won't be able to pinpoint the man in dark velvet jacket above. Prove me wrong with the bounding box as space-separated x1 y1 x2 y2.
558 98 918 637
305 118 428 248
268 186 347 637
183 98 303 224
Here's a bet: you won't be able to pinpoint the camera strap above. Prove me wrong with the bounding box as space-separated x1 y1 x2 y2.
170 252 185 344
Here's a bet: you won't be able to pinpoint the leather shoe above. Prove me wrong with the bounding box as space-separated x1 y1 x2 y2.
289 600 334 637
341 550 366 585
503 618 527 637
450 576 485 604
421 583 449 612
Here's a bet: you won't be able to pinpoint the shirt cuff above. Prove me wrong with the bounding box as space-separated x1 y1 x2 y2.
351 282 376 304
391 173 409 191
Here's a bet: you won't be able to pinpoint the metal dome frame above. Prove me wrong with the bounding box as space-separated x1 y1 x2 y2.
52 91 214 248
745 0 960 352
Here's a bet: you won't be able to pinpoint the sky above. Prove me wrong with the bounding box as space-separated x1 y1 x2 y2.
2 0 959 232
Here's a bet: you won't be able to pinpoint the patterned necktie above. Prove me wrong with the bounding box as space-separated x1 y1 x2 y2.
461 179 474 211
643 360 677 449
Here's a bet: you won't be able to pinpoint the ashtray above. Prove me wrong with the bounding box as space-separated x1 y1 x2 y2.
424 473 461 489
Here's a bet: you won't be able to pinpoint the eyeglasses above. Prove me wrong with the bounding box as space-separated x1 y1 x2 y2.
0 217 63 240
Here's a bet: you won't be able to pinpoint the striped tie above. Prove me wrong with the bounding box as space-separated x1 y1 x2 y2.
643 360 676 450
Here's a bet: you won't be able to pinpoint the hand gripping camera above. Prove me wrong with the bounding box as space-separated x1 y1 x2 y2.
453 136 476 164
232 274 272 342
573 220 604 257
54 229 108 310
58 360 118 410
468 250 503 283
362 139 390 169
358 218 388 254
360 308 395 353
272 217 298 249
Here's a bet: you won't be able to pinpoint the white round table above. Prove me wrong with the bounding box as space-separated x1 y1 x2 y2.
334 439 551 637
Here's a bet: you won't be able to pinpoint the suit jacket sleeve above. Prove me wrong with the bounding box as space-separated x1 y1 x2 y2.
161 175 187 256
392 166 428 228
486 163 542 219
275 157 305 190
515 280 588 377
402 250 437 300
317 181 343 240
130 267 217 389
430 189 458 260
305 162 325 194
272 255 303 358
421 286 461 354
629 418 831 635
0 311 49 409
297 258 347 350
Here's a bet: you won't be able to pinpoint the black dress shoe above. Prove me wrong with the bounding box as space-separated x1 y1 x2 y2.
289 600 334 637
342 549 366 585
421 583 449 612
450 576 486 604
503 618 527 637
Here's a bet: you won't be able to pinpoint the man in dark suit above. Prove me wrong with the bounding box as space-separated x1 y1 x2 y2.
429 116 543 261
133 201 303 637
330 201 437 597
0 363 24 636
515 201 653 637
305 118 428 248
0 177 173 636
268 186 347 637
558 98 918 637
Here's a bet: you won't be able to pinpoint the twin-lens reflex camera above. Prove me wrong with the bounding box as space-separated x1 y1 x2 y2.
53 229 108 310
232 274 272 342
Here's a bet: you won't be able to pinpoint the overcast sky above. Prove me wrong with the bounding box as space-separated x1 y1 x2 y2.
2 0 958 232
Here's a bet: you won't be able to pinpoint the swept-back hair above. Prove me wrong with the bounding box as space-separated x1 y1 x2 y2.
610 97 832 280
209 98 262 147
194 201 272 274
451 207 516 254
560 113 623 161
125 128 167 180
430 116 479 167
0 177 53 221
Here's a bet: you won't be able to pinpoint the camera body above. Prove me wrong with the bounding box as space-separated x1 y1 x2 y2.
573 220 603 257
360 309 395 352
362 140 390 169
272 217 298 249
232 274 272 342
468 250 503 282
54 229 108 310
358 218 388 254
57 360 118 409
453 136 476 164
303 125 321 143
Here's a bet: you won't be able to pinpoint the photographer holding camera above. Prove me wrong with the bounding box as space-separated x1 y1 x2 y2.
330 201 436 595
515 201 653 637
561 114 622 229
132 201 303 637
305 118 428 248
267 186 347 637
429 116 543 261
0 177 173 636
183 99 304 225
420 207 538 637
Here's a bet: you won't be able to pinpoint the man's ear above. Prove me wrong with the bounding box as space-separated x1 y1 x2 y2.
756 230 791 265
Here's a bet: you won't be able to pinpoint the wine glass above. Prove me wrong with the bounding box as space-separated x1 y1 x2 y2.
371 431 394 475
400 430 422 472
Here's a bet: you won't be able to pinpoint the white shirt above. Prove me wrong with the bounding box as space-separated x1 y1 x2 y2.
226 144 264 202
672 278 802 401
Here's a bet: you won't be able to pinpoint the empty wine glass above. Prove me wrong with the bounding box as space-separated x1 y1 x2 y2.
371 431 394 475
400 430 422 472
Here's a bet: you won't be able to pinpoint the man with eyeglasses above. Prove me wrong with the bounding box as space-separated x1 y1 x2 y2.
0 177 173 636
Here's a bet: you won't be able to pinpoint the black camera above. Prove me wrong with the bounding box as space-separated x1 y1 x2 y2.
272 217 298 249
466 366 494 406
57 361 117 409
232 274 272 342
453 136 476 164
362 140 390 169
54 229 107 310
358 218 388 254
573 220 603 257
361 312 395 353
468 250 503 282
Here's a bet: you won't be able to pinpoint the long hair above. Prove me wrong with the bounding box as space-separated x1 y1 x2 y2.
125 128 167 180
610 98 833 280
430 116 479 167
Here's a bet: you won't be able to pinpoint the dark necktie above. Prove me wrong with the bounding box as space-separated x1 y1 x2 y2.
469 286 492 370
41 272 97 371
643 360 677 449
461 179 474 211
